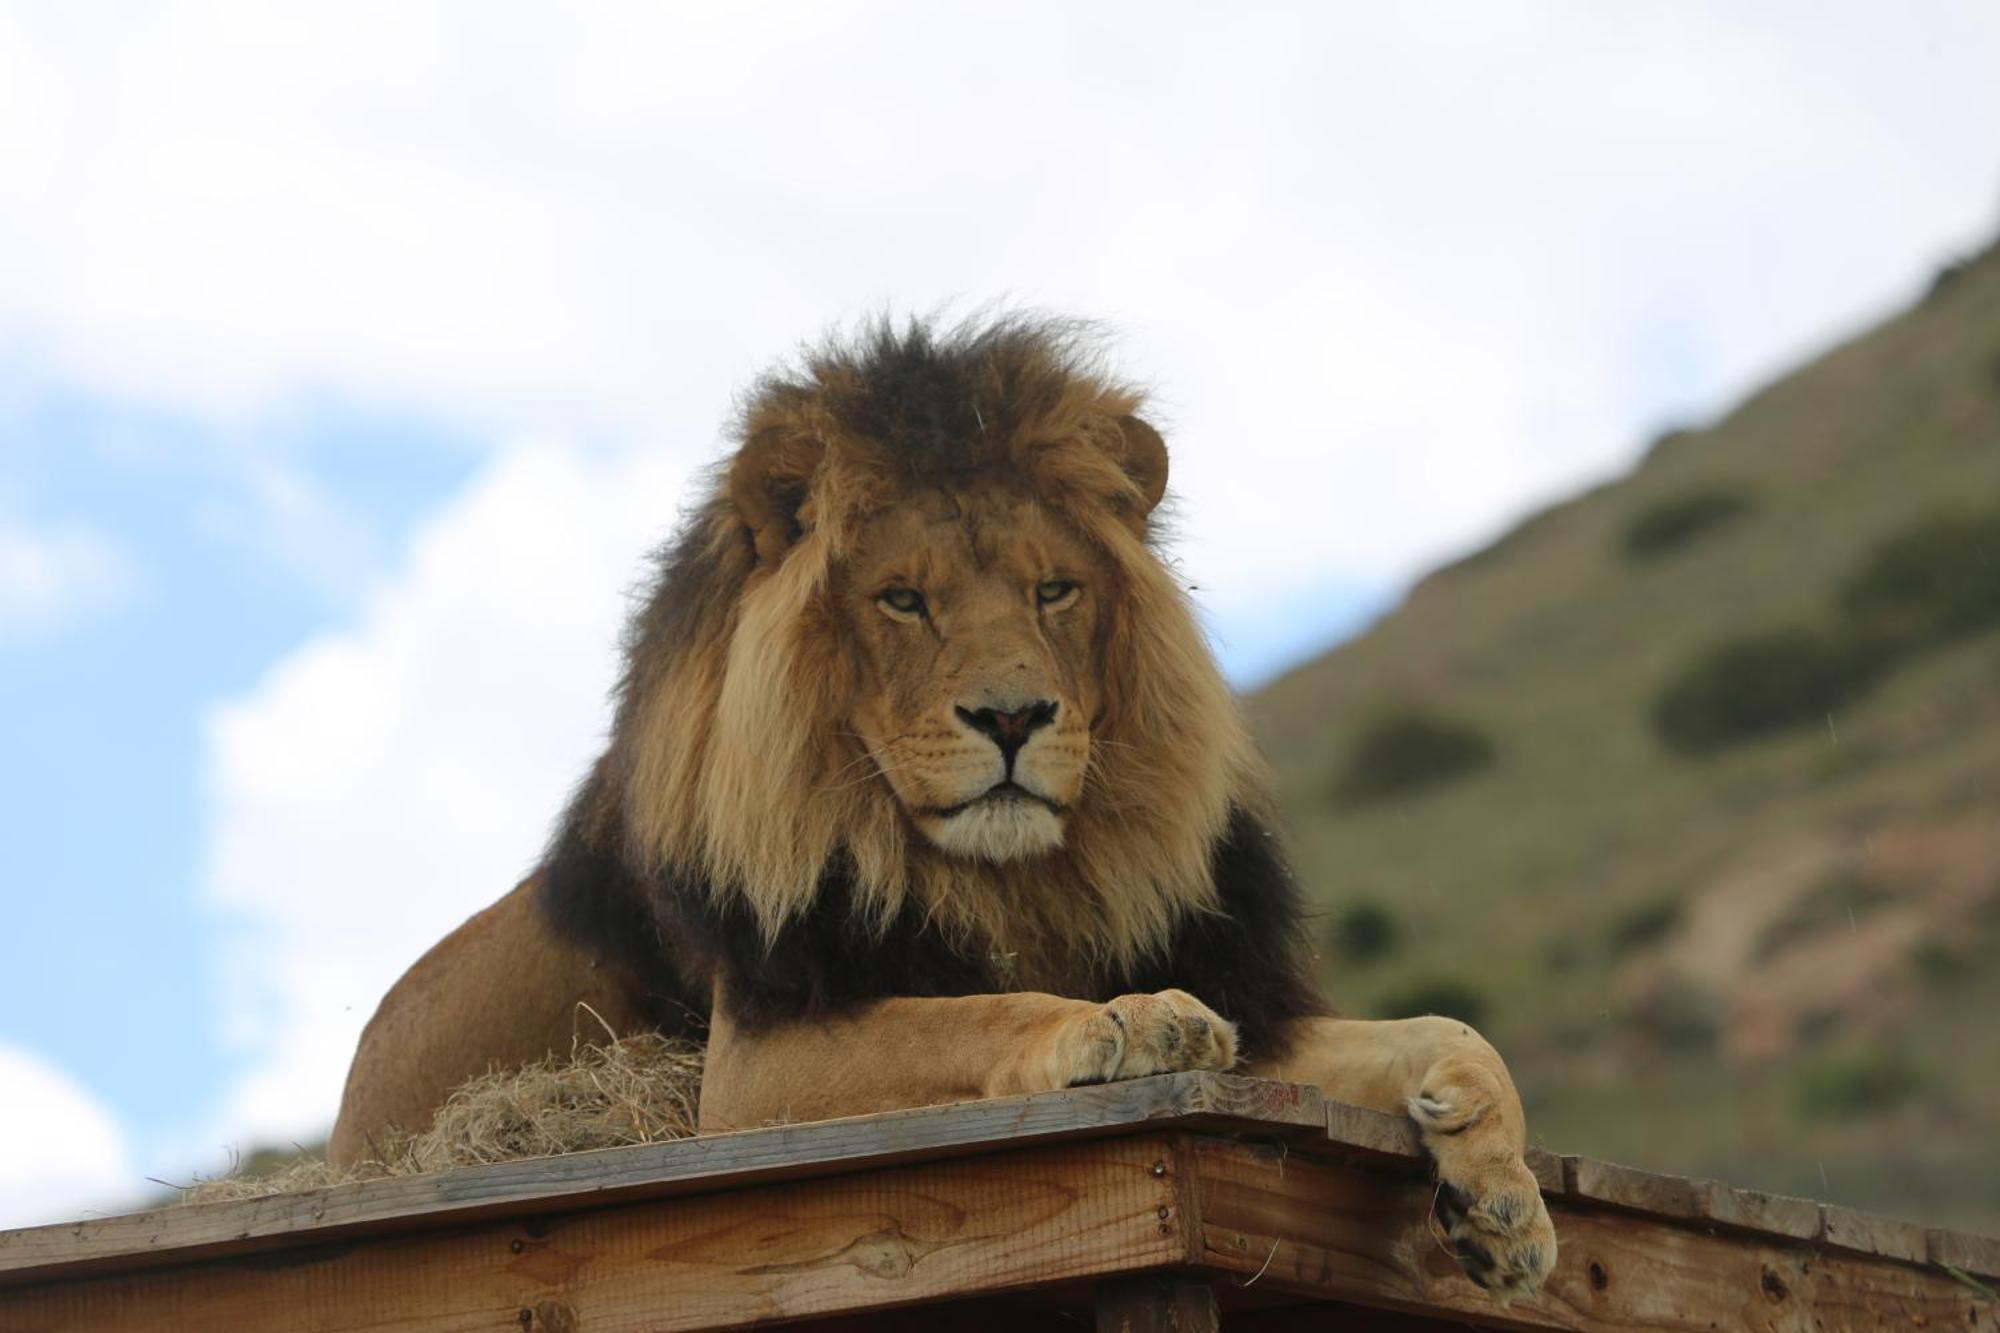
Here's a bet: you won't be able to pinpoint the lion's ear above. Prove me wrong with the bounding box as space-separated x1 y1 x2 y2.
1116 415 1170 520
729 429 826 565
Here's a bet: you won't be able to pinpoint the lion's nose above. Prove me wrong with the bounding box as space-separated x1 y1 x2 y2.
955 700 1058 765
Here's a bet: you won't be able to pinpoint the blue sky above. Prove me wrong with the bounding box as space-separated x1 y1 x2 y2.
1 382 479 1172
3 1 1998 1226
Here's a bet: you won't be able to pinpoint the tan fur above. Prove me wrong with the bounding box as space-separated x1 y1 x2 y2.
330 323 1553 1297
700 989 1237 1129
327 880 656 1167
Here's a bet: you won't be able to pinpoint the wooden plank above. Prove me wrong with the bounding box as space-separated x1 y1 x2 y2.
1322 1101 1422 1166
1179 1136 1998 1332
788 1294 1087 1330
0 1135 1190 1333
1567 1159 1709 1223
1819 1203 1929 1266
1929 1226 2000 1281
1093 1275 1218 1332
7 1066 1996 1332
1703 1184 1821 1241
1565 1158 1942 1266
1523 1149 1565 1197
1178 1075 1327 1140
788 1295 1086 1331
0 1072 1316 1286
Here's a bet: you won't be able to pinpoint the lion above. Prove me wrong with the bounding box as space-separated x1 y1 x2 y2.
328 317 1556 1295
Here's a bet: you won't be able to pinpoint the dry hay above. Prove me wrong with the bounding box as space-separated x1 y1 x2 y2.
182 1032 705 1204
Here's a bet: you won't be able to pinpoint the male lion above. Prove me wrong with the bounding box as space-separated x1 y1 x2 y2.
330 318 1555 1295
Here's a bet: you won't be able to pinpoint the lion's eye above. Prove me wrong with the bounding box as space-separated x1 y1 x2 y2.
878 587 927 618
1036 579 1078 607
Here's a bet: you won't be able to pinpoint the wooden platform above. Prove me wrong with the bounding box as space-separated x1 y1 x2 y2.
1 1073 1994 1330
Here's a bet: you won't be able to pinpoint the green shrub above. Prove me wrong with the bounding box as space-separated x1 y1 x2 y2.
1793 1046 1925 1120
1652 625 1886 755
1375 977 1488 1028
1620 487 1753 561
1927 257 1973 298
1330 901 1401 964
1909 935 1971 984
1542 934 1583 974
1839 509 2000 650
1606 897 1683 957
1333 710 1497 805
1623 979 1720 1055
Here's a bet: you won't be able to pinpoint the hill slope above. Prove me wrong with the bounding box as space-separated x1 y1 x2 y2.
1249 239 2000 1232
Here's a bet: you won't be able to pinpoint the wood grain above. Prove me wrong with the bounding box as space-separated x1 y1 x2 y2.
0 1072 1309 1286
4 1072 1996 1332
1571 1157 1945 1263
1929 1225 2000 1281
1567 1159 1709 1222
1819 1202 1929 1265
0 1136 1189 1333
1702 1184 1821 1241
785 1294 1088 1330
1180 1136 1999 1332
1321 1101 1423 1166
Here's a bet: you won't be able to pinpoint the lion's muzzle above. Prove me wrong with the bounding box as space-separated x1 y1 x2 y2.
954 699 1059 764
894 694 1080 862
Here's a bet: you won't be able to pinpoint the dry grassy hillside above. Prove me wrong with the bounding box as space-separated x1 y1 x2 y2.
1249 237 2000 1233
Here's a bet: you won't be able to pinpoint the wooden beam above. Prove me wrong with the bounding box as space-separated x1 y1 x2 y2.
785 1295 1092 1330
2 1077 1994 1332
1930 1227 2000 1284
1180 1136 2000 1332
0 1072 1322 1286
0 1135 1192 1333
1568 1155 1948 1266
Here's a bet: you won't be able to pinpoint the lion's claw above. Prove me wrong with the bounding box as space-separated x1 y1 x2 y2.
1410 1092 1556 1298
1048 989 1238 1088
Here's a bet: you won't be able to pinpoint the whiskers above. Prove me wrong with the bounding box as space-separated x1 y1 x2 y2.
816 738 900 795
1080 732 1140 791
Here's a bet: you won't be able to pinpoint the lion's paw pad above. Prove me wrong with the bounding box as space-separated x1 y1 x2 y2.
1425 1161 1556 1298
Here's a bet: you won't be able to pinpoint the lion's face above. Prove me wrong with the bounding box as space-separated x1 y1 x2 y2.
631 320 1255 949
840 488 1104 862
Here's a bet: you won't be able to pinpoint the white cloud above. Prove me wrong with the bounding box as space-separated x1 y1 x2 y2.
0 518 133 643
201 444 694 1144
3 2 1997 625
0 1046 137 1228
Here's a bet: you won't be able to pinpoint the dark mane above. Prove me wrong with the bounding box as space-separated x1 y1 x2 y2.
743 314 1126 482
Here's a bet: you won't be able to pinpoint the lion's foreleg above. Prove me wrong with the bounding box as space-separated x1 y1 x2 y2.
698 989 1237 1131
1251 1015 1525 1142
1250 1016 1555 1296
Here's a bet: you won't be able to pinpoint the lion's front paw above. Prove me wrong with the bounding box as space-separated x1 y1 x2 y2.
1409 1086 1556 1299
1047 990 1238 1088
